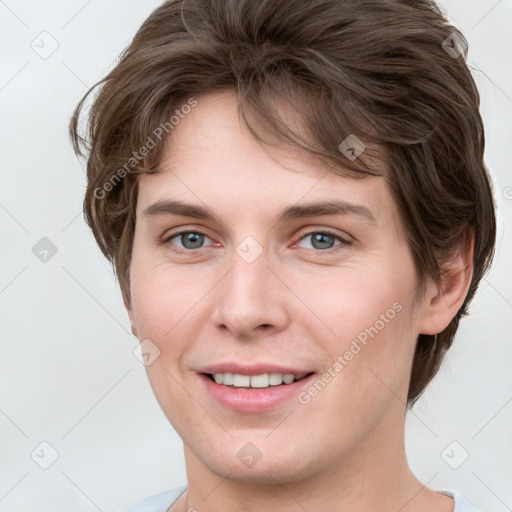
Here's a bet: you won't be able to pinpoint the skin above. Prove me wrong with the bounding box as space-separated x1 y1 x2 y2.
125 89 473 512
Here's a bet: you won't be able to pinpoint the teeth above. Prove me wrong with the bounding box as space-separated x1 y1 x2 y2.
282 374 294 384
212 372 307 388
233 374 251 387
250 374 269 388
269 372 283 386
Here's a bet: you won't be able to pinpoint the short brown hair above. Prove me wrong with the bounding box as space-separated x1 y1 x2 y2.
69 0 496 407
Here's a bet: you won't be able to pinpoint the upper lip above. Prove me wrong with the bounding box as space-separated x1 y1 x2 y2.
198 363 315 376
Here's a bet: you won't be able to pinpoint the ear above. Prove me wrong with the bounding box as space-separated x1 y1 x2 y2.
124 297 139 338
417 233 474 335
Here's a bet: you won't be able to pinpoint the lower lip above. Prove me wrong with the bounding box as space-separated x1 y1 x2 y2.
200 373 315 412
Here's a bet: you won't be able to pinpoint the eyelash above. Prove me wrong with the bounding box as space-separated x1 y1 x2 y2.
163 229 351 254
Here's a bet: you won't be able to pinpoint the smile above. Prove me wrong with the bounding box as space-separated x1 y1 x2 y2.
207 372 311 388
200 371 316 412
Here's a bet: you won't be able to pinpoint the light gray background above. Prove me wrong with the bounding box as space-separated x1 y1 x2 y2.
1 1 511 510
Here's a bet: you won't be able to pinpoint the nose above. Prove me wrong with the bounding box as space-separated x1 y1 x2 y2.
211 248 290 340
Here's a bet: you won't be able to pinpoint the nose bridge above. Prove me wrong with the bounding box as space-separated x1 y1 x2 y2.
212 243 288 338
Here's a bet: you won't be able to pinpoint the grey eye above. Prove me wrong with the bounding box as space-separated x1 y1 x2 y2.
299 232 342 251
168 231 211 250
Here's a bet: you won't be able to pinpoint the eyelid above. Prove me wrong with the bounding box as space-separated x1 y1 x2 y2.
295 228 352 244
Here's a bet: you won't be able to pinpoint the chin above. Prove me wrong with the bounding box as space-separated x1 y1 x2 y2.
193 438 325 485
206 458 309 485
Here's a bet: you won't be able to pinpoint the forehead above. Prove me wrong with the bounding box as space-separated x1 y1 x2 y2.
136 90 399 231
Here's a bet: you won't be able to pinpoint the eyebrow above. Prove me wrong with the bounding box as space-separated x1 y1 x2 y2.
142 199 376 225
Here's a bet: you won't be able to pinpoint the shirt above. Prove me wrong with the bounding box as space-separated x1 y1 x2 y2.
119 485 482 512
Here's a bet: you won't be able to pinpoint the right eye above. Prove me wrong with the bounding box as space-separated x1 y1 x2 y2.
164 230 215 251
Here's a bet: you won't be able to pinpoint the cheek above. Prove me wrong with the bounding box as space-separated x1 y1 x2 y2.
129 258 208 345
129 259 206 429
290 258 419 405
289 258 416 345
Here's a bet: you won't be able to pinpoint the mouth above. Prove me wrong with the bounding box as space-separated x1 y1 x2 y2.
199 370 317 412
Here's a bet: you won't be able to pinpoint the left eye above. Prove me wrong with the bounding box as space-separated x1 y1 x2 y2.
296 231 345 251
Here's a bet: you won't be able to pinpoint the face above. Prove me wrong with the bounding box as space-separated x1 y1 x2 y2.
126 89 429 484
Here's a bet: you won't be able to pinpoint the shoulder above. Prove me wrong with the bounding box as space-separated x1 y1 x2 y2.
438 489 482 512
120 485 481 512
119 485 187 512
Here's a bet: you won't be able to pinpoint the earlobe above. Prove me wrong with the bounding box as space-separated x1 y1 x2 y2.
418 234 474 335
124 298 138 338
